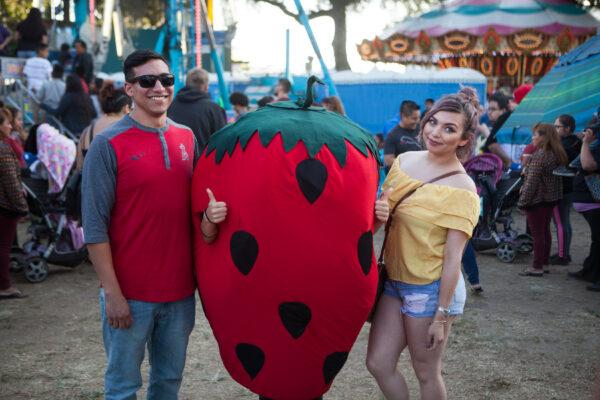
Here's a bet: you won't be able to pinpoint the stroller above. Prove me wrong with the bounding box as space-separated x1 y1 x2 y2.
10 124 87 283
464 153 533 263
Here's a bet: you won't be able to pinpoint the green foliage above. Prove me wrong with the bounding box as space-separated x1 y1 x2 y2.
0 0 34 28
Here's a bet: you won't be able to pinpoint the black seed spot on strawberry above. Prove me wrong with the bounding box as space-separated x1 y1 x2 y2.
296 159 328 204
236 343 265 380
357 231 373 275
323 351 349 385
230 231 259 275
279 302 312 339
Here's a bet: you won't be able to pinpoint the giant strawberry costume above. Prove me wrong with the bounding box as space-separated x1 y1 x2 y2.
192 77 380 399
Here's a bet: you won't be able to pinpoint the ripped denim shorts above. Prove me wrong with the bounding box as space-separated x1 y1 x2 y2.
383 275 466 318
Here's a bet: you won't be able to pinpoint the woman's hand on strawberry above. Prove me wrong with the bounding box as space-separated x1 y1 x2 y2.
205 188 228 224
375 190 390 223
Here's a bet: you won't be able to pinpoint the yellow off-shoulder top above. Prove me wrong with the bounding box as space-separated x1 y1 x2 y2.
382 156 480 285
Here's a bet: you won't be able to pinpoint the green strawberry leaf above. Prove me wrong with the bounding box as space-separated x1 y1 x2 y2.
205 101 380 168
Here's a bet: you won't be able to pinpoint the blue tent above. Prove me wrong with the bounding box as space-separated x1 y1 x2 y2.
497 32 600 164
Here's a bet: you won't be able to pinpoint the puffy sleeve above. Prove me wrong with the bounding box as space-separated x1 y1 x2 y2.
412 186 480 238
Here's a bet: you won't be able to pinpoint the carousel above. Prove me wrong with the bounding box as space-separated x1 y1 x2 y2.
358 0 600 88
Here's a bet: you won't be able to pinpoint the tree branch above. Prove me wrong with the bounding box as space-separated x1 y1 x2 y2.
254 0 333 23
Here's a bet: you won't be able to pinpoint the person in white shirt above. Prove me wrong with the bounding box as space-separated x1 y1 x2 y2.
37 64 66 110
23 44 52 94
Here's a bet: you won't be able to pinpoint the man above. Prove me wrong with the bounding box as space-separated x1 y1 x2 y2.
82 49 197 400
550 114 582 265
274 78 292 101
482 92 512 169
23 44 52 94
229 91 250 121
167 67 226 153
383 100 421 168
73 39 94 85
37 64 65 110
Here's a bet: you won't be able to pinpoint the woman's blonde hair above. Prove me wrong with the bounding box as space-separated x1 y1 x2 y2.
419 87 481 159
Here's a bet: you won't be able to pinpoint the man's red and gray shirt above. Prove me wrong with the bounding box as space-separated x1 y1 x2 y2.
82 115 198 302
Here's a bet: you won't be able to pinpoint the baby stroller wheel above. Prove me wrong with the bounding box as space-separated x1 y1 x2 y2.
496 243 516 263
9 255 23 272
517 234 533 254
24 257 49 283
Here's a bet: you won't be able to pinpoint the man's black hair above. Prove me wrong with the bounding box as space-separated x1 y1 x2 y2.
37 43 49 52
229 92 249 107
51 64 64 79
74 39 87 50
558 114 576 133
400 100 420 116
489 92 509 111
123 49 169 81
257 95 274 108
425 98 435 104
277 78 292 93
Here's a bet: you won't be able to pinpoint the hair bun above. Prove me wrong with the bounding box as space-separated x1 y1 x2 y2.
458 87 480 108
99 84 116 102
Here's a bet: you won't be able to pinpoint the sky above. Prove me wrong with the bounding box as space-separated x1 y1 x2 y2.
214 0 411 74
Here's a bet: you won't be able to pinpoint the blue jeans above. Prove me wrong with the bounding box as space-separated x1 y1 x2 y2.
99 290 196 400
462 241 480 285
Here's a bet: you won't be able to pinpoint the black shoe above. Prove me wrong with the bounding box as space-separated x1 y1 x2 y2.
586 282 600 292
568 270 586 280
553 166 578 177
550 255 570 265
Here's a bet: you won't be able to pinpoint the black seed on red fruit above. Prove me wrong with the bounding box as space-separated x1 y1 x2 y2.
357 231 374 275
296 159 328 204
230 231 259 276
236 343 265 380
279 302 312 339
323 351 349 385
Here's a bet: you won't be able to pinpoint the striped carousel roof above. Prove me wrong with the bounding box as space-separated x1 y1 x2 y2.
381 0 599 39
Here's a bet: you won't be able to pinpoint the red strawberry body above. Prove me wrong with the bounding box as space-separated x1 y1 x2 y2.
192 100 379 399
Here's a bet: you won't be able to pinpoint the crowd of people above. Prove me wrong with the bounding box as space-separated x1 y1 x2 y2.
0 8 599 399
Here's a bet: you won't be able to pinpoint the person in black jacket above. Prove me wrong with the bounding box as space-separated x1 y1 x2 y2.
73 39 94 85
167 67 226 152
42 74 97 137
550 114 582 265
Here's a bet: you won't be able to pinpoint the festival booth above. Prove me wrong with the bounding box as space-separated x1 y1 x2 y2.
496 32 600 165
358 0 599 90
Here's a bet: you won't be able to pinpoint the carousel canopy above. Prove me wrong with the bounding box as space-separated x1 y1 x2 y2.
381 0 599 39
358 0 599 83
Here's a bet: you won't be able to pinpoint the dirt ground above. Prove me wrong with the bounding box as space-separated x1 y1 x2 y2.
1 211 600 400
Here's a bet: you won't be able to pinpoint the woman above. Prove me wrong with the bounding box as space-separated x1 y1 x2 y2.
322 96 345 116
15 8 47 59
0 108 28 299
366 88 480 400
569 121 600 291
6 106 27 144
76 83 131 170
43 74 97 137
518 123 567 276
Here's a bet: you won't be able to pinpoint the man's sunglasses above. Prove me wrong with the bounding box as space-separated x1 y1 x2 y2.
127 73 175 88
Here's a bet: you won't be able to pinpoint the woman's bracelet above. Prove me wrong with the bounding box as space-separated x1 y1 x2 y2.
431 320 447 324
204 211 215 224
202 231 217 240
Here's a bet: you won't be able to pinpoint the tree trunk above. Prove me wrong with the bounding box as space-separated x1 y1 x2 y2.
330 3 350 71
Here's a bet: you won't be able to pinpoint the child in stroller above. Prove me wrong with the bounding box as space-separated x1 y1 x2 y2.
10 124 87 283
464 153 533 262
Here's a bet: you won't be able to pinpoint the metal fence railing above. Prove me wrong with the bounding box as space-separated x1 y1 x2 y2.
1 78 78 143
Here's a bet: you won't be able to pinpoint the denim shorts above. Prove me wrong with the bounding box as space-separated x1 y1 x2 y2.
383 274 466 318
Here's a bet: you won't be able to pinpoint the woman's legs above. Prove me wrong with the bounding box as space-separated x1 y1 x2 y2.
526 207 553 272
404 315 455 400
366 294 409 400
0 213 18 293
461 241 481 289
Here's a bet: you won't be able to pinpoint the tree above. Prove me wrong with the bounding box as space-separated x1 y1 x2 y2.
252 0 451 71
254 0 600 71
